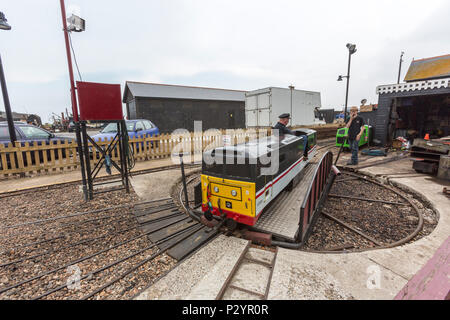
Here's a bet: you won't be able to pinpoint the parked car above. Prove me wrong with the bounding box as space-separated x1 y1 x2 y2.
68 120 76 132
91 120 159 149
0 122 75 169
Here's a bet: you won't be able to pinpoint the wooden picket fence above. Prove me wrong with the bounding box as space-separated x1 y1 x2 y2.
0 128 271 179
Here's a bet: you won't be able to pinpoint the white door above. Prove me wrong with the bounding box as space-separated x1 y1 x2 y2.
258 108 271 127
246 109 258 127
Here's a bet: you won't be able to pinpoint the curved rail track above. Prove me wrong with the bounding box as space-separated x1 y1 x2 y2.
0 197 219 300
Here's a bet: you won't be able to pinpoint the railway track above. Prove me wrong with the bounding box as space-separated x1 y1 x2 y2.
0 163 201 200
0 198 219 300
215 244 278 300
303 170 426 253
2 138 428 299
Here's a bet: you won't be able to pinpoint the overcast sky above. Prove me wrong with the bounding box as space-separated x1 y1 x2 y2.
1 0 449 123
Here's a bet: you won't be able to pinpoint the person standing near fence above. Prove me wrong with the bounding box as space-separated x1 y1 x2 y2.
345 107 365 165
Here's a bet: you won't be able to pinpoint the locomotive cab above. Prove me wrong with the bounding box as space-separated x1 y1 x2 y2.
201 130 317 228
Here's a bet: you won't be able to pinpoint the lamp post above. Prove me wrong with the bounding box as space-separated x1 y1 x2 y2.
289 85 295 124
337 43 357 120
397 51 404 84
59 0 89 200
0 11 17 144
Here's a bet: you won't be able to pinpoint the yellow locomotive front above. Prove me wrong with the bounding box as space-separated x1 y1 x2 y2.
201 174 257 226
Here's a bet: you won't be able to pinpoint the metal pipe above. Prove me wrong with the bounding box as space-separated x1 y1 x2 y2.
179 153 189 208
0 54 17 144
331 165 341 176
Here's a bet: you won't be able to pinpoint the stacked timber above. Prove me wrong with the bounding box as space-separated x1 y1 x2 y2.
411 138 450 176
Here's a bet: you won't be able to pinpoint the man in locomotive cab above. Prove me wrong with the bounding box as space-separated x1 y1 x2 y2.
273 113 294 136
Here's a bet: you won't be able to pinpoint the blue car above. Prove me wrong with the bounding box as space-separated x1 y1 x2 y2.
92 119 159 141
91 119 159 152
0 122 74 169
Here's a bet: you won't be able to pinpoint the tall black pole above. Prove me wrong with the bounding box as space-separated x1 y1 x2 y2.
0 54 17 144
397 52 404 84
343 52 352 119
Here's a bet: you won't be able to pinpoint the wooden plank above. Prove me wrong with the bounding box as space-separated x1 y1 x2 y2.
33 141 41 172
438 156 450 180
0 144 10 173
167 226 217 261
14 142 25 172
8 143 17 171
413 138 450 154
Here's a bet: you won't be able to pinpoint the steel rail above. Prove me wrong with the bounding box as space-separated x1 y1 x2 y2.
0 201 174 245
0 163 201 199
0 210 137 246
0 197 171 230
0 212 193 295
80 224 205 300
327 194 408 206
0 223 142 268
0 203 178 256
321 211 383 246
334 177 360 183
33 223 202 300
302 170 424 253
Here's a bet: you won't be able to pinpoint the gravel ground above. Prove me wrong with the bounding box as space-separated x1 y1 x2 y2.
0 184 176 300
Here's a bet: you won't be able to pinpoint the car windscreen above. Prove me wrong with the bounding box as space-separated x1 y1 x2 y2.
20 126 51 139
101 122 135 133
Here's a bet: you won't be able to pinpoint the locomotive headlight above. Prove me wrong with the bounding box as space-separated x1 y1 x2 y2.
231 190 237 197
214 186 219 193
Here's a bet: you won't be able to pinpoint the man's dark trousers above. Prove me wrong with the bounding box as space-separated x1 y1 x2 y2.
348 139 359 164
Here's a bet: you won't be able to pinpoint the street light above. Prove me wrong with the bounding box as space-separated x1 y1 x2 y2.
397 51 405 84
0 11 17 144
0 12 11 30
289 85 295 124
59 0 89 200
337 43 357 120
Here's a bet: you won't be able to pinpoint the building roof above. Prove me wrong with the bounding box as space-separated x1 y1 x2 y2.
123 81 247 103
404 54 450 82
376 78 450 95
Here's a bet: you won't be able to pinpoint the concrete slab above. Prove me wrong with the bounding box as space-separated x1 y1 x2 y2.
130 168 196 200
357 166 449 281
135 235 249 300
269 249 405 300
230 261 271 296
222 288 262 300
245 248 275 266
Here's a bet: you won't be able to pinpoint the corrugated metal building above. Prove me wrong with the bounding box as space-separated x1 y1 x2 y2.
122 82 246 133
374 54 450 146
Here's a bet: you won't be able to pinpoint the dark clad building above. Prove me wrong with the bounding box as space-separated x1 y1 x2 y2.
123 82 246 133
374 54 450 146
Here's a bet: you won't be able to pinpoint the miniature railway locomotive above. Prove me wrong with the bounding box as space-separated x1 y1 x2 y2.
201 129 317 228
335 125 372 148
